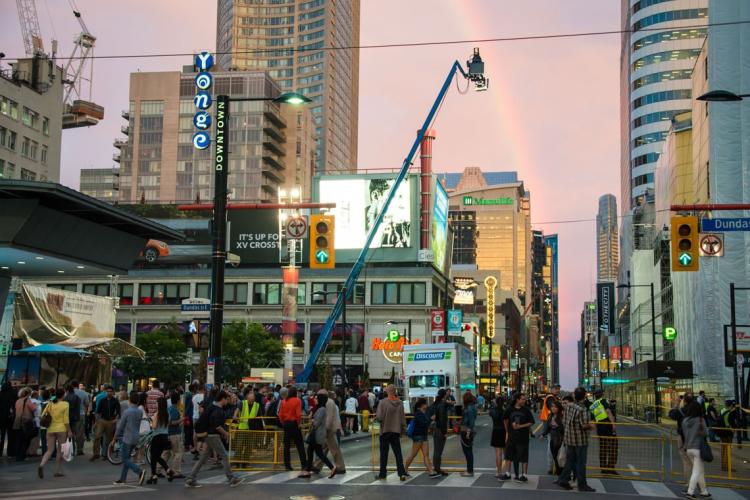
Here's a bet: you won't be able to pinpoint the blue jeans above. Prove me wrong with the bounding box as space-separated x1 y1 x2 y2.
558 444 588 488
120 442 142 482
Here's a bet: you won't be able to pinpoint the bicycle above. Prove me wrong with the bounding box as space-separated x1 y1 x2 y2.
107 431 154 466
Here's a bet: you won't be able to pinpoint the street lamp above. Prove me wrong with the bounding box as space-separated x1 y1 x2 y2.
696 90 750 102
385 319 412 343
312 287 348 387
617 282 660 421
208 91 309 387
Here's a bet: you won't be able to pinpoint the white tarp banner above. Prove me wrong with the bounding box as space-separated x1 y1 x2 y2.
13 284 116 345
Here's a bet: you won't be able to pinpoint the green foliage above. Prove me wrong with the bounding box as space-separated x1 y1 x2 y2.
221 322 284 385
116 321 189 387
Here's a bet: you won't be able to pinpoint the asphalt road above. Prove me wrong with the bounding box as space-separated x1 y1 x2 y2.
1 413 748 500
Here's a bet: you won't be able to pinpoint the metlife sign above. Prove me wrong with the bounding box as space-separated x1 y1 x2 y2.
462 196 513 206
597 282 615 336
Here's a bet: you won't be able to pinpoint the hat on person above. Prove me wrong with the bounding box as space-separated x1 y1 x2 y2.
317 389 328 396
593 388 604 396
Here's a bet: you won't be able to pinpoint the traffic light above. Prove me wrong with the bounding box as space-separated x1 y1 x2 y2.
309 214 335 269
671 215 699 272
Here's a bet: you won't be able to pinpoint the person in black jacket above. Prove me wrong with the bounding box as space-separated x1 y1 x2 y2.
490 395 508 478
429 389 449 475
0 382 16 458
404 398 439 477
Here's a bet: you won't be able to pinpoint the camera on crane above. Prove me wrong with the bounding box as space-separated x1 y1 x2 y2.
467 48 489 92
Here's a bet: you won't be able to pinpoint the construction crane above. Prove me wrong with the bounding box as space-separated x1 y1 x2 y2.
16 0 45 56
61 1 103 129
14 0 103 129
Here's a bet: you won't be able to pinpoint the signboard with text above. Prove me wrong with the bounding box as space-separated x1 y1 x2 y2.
597 282 615 336
431 310 445 336
701 218 750 232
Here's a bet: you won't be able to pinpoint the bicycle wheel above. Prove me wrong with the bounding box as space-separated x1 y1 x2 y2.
144 441 152 465
107 441 124 466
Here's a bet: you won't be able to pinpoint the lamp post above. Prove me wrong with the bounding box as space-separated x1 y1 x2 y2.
696 90 750 102
209 91 310 386
313 287 348 387
617 282 660 421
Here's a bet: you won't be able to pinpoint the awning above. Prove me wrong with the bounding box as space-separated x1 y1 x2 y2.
57 338 145 361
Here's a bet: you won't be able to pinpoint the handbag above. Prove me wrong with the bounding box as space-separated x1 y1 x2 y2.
61 437 75 462
699 438 713 463
40 404 52 429
406 419 416 438
557 444 567 467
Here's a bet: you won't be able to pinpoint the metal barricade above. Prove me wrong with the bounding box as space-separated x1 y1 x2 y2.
370 416 465 471
228 416 310 470
669 428 750 489
585 422 666 482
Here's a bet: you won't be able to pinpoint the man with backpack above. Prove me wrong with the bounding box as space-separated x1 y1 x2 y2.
186 390 242 489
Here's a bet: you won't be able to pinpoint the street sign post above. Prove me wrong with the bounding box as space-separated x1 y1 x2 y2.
699 233 724 256
285 216 308 239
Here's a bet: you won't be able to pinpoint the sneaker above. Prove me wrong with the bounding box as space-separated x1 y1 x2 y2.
440 470 449 476
699 494 712 498
138 469 147 486
579 485 596 492
558 482 573 490
498 473 512 481
229 477 243 488
518 475 528 483
684 494 697 499
400 475 407 481
113 480 126 485
429 472 441 478
374 474 387 480
185 478 202 488
513 476 522 483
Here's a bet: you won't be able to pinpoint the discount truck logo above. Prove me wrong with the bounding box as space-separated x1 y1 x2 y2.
407 352 452 361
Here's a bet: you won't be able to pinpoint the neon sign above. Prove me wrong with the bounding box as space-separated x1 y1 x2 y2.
371 336 421 363
484 275 497 338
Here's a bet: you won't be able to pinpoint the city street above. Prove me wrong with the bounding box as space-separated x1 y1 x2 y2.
1 414 748 500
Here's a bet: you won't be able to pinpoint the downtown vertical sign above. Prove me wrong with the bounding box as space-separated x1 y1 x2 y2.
597 282 615 337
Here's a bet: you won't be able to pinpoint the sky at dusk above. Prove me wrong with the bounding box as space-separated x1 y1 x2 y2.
0 0 621 388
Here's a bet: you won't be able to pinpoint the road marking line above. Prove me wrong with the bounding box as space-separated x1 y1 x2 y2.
438 473 480 487
313 470 370 484
2 487 152 500
627 464 640 476
631 480 677 498
0 485 147 498
585 478 604 492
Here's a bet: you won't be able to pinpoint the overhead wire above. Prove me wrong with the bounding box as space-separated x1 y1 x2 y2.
3 19 747 62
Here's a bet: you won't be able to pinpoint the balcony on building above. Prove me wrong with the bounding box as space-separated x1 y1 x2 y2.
113 138 127 149
121 109 130 120
112 153 121 163
120 125 130 136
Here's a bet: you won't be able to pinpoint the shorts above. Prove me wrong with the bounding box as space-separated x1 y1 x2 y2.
504 439 529 463
412 435 428 443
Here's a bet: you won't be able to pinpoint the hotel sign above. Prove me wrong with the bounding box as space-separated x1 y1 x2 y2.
463 196 513 206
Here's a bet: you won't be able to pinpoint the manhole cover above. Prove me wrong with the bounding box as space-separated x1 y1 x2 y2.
290 496 345 500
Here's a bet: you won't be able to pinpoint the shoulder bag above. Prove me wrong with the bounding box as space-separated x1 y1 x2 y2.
40 403 52 429
699 438 713 463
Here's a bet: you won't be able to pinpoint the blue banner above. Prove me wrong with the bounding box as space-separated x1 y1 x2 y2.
447 309 463 334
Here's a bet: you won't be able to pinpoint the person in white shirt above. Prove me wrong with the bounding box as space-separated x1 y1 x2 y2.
344 394 358 435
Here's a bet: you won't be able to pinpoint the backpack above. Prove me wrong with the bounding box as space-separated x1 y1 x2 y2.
194 404 214 438
406 418 416 438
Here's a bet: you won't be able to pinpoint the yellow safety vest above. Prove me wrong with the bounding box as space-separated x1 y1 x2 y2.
238 400 259 430
590 398 608 422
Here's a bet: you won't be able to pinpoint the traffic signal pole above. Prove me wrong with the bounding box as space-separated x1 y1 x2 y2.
297 51 488 383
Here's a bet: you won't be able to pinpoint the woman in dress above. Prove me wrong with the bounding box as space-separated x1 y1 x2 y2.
489 395 507 478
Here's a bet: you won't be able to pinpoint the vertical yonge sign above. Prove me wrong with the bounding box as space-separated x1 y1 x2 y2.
484 275 497 339
193 51 214 150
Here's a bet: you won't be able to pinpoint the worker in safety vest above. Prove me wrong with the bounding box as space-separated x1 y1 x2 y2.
590 388 618 474
540 384 560 474
717 399 737 471
235 387 262 430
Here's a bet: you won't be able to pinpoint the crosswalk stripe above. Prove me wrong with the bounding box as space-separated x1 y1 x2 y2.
631 480 678 498
438 473 480 487
700 487 747 500
201 470 262 484
586 478 605 492
252 470 301 484
312 470 370 484
499 475 539 489
0 485 149 499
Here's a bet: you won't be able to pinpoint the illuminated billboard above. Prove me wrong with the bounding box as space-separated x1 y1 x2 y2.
318 177 412 249
431 180 449 272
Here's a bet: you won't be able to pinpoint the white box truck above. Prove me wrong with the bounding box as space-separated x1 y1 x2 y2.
402 342 476 412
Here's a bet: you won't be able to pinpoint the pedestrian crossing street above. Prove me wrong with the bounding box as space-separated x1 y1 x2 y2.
200 468 750 499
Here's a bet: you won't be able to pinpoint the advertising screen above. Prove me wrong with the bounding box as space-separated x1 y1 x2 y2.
431 180 449 272
318 177 411 249
227 210 283 264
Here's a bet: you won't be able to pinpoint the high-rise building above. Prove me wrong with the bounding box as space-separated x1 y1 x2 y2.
446 167 531 302
0 55 63 182
79 167 120 203
115 67 314 204
597 194 619 282
216 0 360 174
620 0 707 212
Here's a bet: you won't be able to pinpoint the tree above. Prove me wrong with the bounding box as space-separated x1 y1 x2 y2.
116 321 190 387
221 322 284 385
